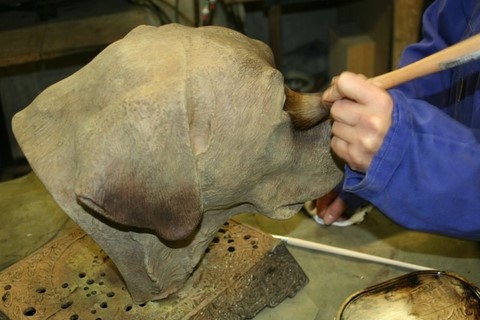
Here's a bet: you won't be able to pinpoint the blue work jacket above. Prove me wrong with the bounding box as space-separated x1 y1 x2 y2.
342 0 480 240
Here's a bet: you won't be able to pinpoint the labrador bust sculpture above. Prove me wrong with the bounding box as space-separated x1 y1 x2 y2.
12 23 342 303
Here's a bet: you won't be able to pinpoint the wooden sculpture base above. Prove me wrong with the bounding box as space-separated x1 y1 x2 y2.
0 220 307 320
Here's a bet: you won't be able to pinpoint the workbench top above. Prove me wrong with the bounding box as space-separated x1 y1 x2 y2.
1 172 479 319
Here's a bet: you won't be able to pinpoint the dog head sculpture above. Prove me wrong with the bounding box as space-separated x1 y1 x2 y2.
13 24 342 302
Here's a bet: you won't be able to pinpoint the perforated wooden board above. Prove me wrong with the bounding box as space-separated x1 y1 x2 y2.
0 219 307 320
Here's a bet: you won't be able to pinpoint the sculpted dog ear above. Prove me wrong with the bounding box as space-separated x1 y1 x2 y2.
74 98 203 242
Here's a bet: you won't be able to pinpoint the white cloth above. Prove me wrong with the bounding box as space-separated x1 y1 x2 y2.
304 201 371 227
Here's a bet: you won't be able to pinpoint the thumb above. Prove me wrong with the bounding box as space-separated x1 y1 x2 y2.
321 197 347 225
322 76 342 104
323 72 372 105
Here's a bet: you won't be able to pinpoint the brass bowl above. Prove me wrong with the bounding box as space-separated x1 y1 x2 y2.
336 270 480 320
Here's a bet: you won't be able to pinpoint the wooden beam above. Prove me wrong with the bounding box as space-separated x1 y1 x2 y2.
0 7 153 68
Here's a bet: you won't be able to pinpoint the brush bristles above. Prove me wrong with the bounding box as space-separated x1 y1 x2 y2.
283 86 331 130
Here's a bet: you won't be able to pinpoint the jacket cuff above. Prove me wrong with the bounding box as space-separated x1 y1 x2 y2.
343 90 413 199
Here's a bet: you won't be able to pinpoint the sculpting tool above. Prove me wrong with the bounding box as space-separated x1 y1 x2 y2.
273 235 434 271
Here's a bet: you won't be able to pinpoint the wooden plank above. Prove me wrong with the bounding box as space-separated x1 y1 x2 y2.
328 24 376 78
0 7 152 68
392 0 424 69
269 4 283 69
338 0 393 76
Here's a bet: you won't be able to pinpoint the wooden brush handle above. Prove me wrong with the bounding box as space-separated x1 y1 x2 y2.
286 33 480 130
371 33 480 89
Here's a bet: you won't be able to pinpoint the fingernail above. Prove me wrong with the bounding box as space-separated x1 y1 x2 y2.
323 213 335 225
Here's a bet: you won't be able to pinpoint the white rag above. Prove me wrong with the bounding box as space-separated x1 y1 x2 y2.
303 200 372 227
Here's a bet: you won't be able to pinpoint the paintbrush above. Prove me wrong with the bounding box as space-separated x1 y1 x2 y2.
285 32 480 130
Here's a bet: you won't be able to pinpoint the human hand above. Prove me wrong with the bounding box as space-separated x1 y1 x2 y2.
323 72 394 172
315 189 347 225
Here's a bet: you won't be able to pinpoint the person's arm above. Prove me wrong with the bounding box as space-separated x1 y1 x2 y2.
344 0 480 240
344 87 480 240
321 68 480 240
317 0 480 232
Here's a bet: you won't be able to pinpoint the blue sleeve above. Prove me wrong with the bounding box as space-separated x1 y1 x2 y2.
342 0 480 240
395 0 479 106
344 91 480 240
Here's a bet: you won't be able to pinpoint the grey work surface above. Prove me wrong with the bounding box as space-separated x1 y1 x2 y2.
1 173 479 319
236 210 480 319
